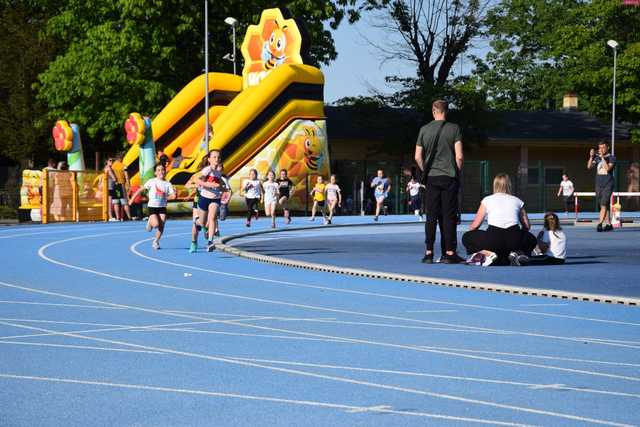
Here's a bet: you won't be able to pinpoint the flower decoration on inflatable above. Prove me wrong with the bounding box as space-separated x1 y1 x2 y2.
241 8 303 88
125 113 146 145
52 120 73 152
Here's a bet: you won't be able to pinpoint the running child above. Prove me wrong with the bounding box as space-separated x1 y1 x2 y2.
242 169 262 227
309 175 327 222
197 149 224 252
406 176 425 221
277 169 294 224
263 170 280 228
371 169 391 221
128 164 176 249
324 174 341 225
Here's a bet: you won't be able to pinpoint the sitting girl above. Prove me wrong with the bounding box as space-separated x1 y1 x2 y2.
511 212 566 266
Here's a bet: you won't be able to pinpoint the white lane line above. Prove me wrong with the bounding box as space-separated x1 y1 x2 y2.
0 300 126 310
0 373 533 426
345 405 393 414
519 304 568 307
35 238 640 375
0 341 164 354
2 279 639 387
406 310 459 313
579 337 640 346
226 356 640 399
528 384 567 391
0 224 140 240
0 319 631 427
134 233 640 327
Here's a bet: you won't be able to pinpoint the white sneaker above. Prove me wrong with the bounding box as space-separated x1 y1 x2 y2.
482 253 497 267
108 217 118 222
465 252 485 266
152 239 160 250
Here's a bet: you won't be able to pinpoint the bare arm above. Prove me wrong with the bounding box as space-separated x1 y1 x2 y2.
454 141 463 171
128 187 144 205
519 207 531 231
414 146 424 172
557 185 562 197
468 204 486 231
587 149 595 169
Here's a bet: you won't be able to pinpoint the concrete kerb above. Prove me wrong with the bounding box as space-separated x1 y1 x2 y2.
215 221 640 307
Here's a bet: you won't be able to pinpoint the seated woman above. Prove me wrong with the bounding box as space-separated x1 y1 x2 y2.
462 173 537 266
511 212 566 266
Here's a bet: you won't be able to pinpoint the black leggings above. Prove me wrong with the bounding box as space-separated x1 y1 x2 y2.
246 197 259 220
462 225 537 265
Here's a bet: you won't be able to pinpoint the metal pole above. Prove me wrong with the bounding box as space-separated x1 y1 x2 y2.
611 47 617 156
204 0 210 149
232 25 236 75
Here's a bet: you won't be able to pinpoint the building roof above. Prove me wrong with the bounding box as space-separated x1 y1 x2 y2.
488 110 632 141
325 106 633 142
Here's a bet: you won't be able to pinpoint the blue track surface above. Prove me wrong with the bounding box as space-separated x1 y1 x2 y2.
1 216 639 426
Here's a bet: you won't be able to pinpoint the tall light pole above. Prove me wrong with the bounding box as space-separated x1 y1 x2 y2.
224 17 238 74
607 39 618 156
203 0 210 150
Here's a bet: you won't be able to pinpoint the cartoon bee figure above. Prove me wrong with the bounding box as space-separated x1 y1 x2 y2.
261 23 288 70
278 124 325 178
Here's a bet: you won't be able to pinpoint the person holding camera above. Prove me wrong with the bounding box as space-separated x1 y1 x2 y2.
587 141 616 232
414 99 464 264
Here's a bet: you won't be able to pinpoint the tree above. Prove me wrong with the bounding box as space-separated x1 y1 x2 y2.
0 1 56 165
34 0 359 151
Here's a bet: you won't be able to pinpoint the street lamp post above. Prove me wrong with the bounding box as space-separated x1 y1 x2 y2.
607 39 618 156
224 17 238 74
203 0 210 149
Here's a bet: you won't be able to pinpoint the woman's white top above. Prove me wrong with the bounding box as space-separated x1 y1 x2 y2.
480 193 524 229
263 181 279 203
243 179 262 199
538 229 567 259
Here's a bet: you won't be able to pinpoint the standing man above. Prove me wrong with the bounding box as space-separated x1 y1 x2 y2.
587 141 616 232
370 169 391 221
414 100 464 264
557 173 575 216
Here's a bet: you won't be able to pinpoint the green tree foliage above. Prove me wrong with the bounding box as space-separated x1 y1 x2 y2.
476 0 640 141
0 1 56 165
26 0 358 154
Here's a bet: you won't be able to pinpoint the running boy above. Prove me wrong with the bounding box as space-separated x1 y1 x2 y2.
242 169 262 227
277 169 294 224
406 176 425 221
263 170 280 228
128 164 176 249
309 175 327 222
325 174 341 225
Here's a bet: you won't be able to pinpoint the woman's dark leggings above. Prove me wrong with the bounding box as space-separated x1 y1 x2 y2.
246 197 259 220
462 225 537 265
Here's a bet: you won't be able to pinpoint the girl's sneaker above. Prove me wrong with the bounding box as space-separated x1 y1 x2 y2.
152 239 160 250
465 252 485 266
245 220 251 227
207 241 215 252
482 253 498 267
189 242 197 253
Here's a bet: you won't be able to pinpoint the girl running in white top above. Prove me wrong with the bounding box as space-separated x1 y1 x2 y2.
242 169 262 227
263 170 280 228
324 174 341 225
128 164 176 249
186 154 208 253
406 177 425 221
197 149 223 252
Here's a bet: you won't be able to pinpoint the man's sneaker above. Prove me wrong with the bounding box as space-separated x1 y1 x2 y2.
597 223 603 232
145 221 152 232
207 241 215 252
466 252 485 266
482 253 498 267
604 224 613 232
152 239 160 250
189 242 197 254
421 254 434 264
441 253 465 264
